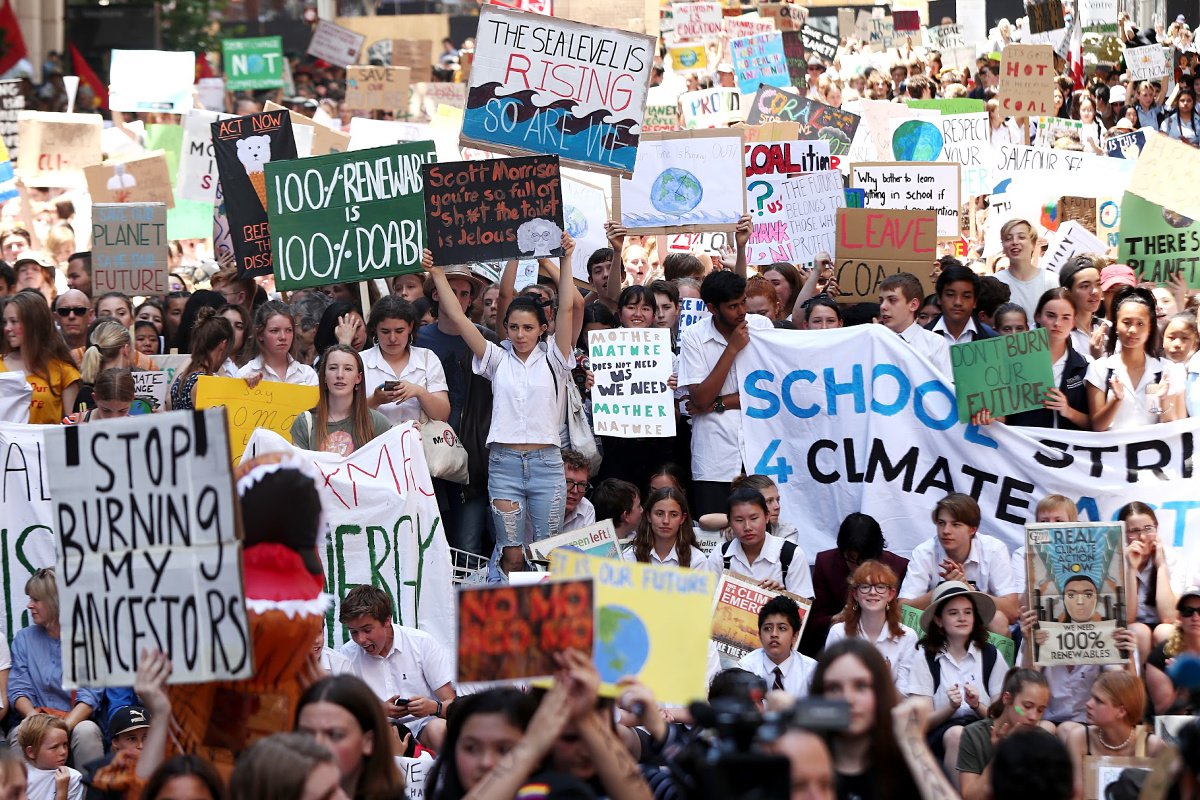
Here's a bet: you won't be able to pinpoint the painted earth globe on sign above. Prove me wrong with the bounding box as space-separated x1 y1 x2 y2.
564 204 589 240
595 605 650 683
892 120 944 161
650 168 704 214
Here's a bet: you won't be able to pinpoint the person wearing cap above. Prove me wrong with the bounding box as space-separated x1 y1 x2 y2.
716 63 736 89
899 493 1019 634
905 581 1006 784
1098 263 1136 322
80 706 152 799
1059 255 1108 359
1146 586 1200 715
13 252 56 304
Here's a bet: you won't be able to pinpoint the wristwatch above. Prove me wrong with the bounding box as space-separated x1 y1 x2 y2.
714 396 726 413
435 700 444 718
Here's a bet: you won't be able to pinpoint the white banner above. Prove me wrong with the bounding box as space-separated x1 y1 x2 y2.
0 422 57 642
737 326 1200 563
0 373 30 423
244 423 455 652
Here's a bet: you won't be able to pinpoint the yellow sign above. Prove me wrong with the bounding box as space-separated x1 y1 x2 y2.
195 376 318 466
550 550 714 705
669 43 708 71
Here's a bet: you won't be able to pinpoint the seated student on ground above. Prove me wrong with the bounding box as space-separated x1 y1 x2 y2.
704 487 813 598
591 478 642 543
335 585 455 751
899 493 1019 633
906 581 1007 785
19 714 83 800
80 705 152 800
956 669 1051 800
737 596 818 699
1064 671 1163 789
1121 501 1186 658
1146 586 1200 716
624 486 704 569
825 560 919 687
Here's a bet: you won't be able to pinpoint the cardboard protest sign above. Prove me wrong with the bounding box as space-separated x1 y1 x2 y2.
802 25 840 62
780 31 806 87
265 141 435 290
108 50 195 114
345 66 411 112
711 573 811 662
527 520 621 565
908 112 991 196
1118 192 1200 288
588 329 676 438
850 162 960 238
412 82 467 121
424 155 564 266
1105 128 1148 159
1126 44 1169 81
194 376 319 467
0 374 30 423
997 44 1056 117
306 19 366 65
131 371 169 415
45 409 251 688
562 176 609 282
925 24 973 70
676 297 710 346
1058 196 1098 233
244 424 455 651
457 580 594 684
729 32 789 95
462 6 656 176
211 110 298 278
834 209 937 302
1126 133 1200 223
179 110 230 204
950 329 1055 423
724 15 776 40
0 423 60 640
743 140 842 264
679 87 744 129
1040 221 1108 273
759 2 806 31
222 36 285 91
0 80 23 159
92 203 169 296
668 43 708 71
672 2 723 40
1025 0 1065 34
856 12 896 50
550 549 715 705
746 86 859 155
613 130 745 234
391 40 434 83
262 100 350 157
15 112 102 188
642 104 678 133
84 152 175 208
1027 522 1128 666
892 9 920 30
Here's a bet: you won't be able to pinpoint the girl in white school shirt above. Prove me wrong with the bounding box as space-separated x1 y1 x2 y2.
237 300 319 387
422 235 576 577
704 487 813 597
360 295 450 426
624 487 705 568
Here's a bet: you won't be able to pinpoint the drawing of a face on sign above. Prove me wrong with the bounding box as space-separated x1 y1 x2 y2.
517 218 564 258
1062 574 1100 622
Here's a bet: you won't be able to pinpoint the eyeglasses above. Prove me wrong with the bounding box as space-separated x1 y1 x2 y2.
1180 606 1200 618
565 480 591 492
854 583 893 594
56 306 89 317
1126 524 1158 537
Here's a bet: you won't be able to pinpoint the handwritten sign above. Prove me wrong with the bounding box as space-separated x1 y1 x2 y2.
222 36 285 91
45 409 251 688
746 86 859 155
850 162 961 238
306 19 366 66
1126 44 1169 81
642 104 678 132
108 50 196 114
744 140 842 265
131 371 169 415
588 328 676 438
834 208 937 302
0 80 23 159
194 377 319 467
345 65 411 112
457 580 594 684
15 111 102 188
801 25 839 62
392 40 434 83
680 87 744 129
672 1 723 39
1118 191 1200 288
424 155 564 266
729 32 789 95
462 6 656 175
92 203 169 296
562 176 610 282
950 329 1054 423
1027 523 1128 666
84 151 175 208
998 44 1057 116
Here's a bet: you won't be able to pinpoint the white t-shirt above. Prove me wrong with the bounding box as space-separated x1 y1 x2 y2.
25 764 83 800
904 642 1007 714
360 345 449 425
1084 354 1185 429
474 340 573 447
994 268 1060 321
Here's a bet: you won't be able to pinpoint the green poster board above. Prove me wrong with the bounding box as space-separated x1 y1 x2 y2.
907 98 987 115
167 191 214 241
145 124 184 188
223 37 285 91
950 328 1054 424
1117 191 1200 288
265 141 437 291
900 604 1016 666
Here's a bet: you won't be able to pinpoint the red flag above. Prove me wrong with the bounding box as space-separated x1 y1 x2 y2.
68 43 107 110
195 52 214 80
0 0 27 77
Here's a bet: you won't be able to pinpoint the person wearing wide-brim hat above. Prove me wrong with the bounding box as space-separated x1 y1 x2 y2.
905 581 1007 784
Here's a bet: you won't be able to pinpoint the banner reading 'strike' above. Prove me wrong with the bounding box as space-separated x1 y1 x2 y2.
461 6 657 176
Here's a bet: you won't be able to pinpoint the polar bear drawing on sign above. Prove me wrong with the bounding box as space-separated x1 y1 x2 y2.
236 134 273 210
516 218 564 258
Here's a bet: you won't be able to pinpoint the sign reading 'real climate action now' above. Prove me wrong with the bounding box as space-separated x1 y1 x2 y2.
44 409 251 688
462 6 657 175
588 328 676 438
265 141 436 290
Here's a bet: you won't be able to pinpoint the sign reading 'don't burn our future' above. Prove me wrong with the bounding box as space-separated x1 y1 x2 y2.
264 141 436 291
44 409 252 688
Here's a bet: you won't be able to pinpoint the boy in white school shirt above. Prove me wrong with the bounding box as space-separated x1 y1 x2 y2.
737 595 818 698
878 272 952 377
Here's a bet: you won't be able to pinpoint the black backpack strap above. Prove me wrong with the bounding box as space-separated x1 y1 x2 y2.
721 540 732 571
779 541 797 586
926 648 941 693
982 643 998 688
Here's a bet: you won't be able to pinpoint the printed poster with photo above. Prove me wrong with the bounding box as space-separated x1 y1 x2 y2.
1027 522 1129 666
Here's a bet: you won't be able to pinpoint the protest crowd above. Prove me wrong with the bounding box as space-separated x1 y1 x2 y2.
5 0 1200 799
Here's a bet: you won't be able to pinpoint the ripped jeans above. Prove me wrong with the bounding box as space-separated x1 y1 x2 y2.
487 445 564 548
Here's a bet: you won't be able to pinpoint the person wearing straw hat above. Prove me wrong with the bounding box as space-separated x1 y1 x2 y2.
905 581 1006 789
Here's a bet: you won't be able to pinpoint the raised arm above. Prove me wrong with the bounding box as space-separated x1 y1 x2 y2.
539 255 585 347
134 650 173 780
554 233 577 359
733 214 751 278
496 259 518 336
422 249 489 360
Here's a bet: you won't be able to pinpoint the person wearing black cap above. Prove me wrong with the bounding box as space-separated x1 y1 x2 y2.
81 705 152 800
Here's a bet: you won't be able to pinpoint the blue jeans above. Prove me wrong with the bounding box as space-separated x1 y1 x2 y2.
487 445 564 548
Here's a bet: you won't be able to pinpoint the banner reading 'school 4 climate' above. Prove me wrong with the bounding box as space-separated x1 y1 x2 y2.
736 325 1200 563
461 6 657 176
